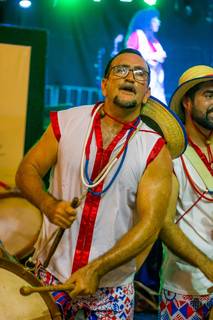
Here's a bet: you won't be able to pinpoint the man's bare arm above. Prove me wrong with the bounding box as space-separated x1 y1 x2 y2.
160 174 213 282
65 145 173 297
16 125 76 228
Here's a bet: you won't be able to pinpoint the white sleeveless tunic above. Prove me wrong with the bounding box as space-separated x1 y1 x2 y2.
35 105 164 287
163 155 213 295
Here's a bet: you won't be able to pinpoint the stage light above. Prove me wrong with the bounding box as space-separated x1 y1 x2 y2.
206 1 213 23
143 0 157 5
19 0 32 8
120 0 133 2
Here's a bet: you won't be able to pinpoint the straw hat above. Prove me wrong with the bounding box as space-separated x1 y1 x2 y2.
141 96 187 159
170 65 213 121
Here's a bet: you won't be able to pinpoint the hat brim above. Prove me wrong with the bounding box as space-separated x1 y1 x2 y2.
141 96 187 159
169 76 213 121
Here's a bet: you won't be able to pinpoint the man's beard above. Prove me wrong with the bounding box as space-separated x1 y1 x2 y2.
113 96 137 109
192 107 213 130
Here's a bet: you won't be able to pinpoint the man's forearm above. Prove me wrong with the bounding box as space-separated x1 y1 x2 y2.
65 227 159 298
16 162 56 213
160 223 210 269
90 220 160 278
91 147 173 278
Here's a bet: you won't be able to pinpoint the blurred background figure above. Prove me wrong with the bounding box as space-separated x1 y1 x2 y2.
125 8 167 103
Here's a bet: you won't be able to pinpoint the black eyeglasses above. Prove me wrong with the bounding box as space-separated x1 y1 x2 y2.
109 65 149 83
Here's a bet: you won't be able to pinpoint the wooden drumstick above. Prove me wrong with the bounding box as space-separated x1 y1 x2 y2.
43 197 80 268
208 286 213 294
20 283 75 296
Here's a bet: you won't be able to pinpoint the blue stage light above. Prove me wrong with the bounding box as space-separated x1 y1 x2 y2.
19 0 32 8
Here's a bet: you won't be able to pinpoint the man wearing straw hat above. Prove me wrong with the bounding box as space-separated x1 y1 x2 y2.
159 65 213 319
16 48 186 319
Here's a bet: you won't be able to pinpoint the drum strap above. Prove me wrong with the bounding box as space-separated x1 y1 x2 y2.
184 146 213 193
0 240 18 264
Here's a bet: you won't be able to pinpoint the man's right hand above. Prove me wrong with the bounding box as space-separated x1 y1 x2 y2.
41 197 77 228
64 261 101 298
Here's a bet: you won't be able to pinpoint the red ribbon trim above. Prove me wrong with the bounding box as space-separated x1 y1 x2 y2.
72 109 130 273
146 137 165 167
50 111 61 141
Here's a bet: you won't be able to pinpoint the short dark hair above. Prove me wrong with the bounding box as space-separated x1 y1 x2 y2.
103 48 150 85
185 82 203 101
181 82 205 122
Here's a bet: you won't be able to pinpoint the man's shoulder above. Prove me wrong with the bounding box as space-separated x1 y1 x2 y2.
55 105 94 129
140 121 164 142
58 104 93 115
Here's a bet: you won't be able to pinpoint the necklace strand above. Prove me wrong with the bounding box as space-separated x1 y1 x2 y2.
81 105 142 189
103 108 161 135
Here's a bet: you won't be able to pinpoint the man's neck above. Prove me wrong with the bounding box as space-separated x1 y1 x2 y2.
185 118 212 147
99 102 141 150
103 101 141 125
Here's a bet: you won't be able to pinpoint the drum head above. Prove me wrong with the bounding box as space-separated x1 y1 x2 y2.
0 195 42 259
0 258 61 320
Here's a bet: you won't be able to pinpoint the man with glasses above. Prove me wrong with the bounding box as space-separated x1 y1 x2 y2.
16 48 185 319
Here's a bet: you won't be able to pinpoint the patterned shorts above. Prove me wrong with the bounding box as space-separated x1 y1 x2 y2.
35 264 134 320
159 289 213 320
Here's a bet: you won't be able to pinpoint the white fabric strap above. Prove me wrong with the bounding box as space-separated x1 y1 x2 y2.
184 146 213 193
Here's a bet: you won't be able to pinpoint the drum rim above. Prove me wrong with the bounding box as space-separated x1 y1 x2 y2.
0 191 22 199
0 258 62 319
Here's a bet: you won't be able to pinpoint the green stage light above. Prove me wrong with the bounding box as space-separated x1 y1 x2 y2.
143 0 157 5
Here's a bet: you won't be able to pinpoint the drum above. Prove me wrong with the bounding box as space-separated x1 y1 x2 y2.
0 258 62 320
0 193 42 259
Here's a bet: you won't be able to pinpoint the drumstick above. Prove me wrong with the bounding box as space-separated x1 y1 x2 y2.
20 283 75 296
208 286 213 293
43 197 80 268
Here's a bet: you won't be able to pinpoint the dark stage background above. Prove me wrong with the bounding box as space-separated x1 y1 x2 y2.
1 0 213 108
0 2 212 317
